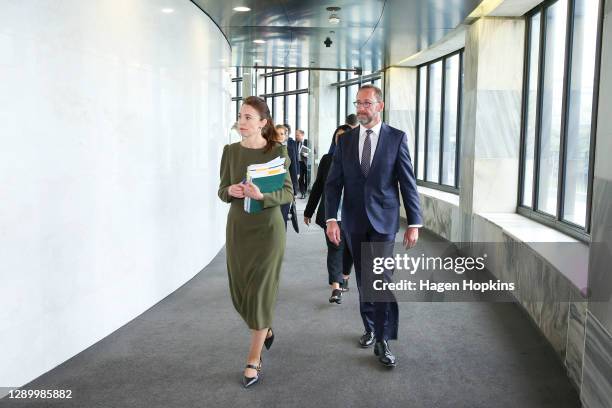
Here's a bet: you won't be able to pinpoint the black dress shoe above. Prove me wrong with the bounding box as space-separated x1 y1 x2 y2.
374 341 396 367
329 289 342 304
340 278 349 292
264 328 274 350
359 331 375 348
243 359 262 388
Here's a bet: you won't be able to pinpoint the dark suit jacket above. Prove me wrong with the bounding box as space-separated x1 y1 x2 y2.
324 123 422 234
304 153 333 228
286 138 299 194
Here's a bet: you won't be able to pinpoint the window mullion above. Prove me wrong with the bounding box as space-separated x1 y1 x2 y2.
532 7 547 211
439 58 446 185
556 0 575 222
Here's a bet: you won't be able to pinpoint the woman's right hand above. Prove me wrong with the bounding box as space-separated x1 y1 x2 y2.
304 217 311 226
228 183 245 198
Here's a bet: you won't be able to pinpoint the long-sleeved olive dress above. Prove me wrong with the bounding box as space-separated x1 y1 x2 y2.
218 142 294 330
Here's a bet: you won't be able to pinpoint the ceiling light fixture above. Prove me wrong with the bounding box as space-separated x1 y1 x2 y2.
326 6 341 24
253 39 266 44
161 8 174 13
233 6 251 12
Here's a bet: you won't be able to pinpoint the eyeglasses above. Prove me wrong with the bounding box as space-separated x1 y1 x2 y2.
352 100 378 108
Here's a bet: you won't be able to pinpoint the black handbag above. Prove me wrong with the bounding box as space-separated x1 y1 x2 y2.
289 200 300 233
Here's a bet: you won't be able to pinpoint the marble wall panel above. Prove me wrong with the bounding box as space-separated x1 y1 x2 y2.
540 262 571 359
472 158 519 213
474 90 521 159
582 312 612 408
566 286 587 390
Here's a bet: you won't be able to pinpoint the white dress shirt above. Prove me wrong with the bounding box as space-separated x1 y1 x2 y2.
358 122 382 165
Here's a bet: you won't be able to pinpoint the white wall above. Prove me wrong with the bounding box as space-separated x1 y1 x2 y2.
0 0 231 389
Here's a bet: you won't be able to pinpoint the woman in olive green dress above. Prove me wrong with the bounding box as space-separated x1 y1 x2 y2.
217 96 293 388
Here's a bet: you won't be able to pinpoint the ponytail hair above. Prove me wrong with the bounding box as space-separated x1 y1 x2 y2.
242 96 277 152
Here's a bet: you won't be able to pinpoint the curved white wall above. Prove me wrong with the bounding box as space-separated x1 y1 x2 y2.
0 0 231 389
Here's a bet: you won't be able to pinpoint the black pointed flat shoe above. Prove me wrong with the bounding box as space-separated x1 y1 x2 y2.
264 328 274 350
243 359 262 388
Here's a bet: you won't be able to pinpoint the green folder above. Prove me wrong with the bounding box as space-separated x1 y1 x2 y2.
244 172 286 214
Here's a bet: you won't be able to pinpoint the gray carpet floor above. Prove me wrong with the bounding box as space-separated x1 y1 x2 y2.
1 198 581 408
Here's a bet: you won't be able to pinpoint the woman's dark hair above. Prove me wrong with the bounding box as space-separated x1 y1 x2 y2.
328 124 352 154
242 96 276 152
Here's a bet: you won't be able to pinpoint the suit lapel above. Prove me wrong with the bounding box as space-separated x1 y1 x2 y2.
348 128 362 176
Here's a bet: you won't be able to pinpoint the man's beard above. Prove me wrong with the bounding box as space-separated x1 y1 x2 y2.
357 113 374 125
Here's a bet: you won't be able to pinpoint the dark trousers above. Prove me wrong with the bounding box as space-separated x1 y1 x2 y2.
298 161 307 196
280 203 289 230
345 220 398 342
323 223 353 285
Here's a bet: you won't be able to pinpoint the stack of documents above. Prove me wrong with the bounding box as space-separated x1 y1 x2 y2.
244 156 287 214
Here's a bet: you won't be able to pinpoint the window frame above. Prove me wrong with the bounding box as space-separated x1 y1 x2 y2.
231 66 243 121
517 0 604 242
334 71 384 126
414 49 464 194
259 69 309 132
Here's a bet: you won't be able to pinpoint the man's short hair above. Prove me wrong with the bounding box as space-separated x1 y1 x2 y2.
358 84 383 102
345 114 358 126
284 123 292 135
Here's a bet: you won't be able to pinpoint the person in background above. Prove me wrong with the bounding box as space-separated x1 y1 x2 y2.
276 124 299 228
285 124 300 195
327 113 360 154
304 125 353 304
345 113 358 129
295 129 308 198
218 96 294 388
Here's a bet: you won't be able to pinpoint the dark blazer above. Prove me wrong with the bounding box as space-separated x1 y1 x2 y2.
304 153 333 228
286 138 299 194
324 123 422 234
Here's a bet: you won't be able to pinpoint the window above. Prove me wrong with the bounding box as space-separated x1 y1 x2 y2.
230 67 243 121
335 71 384 126
415 50 463 193
519 0 603 239
260 69 309 136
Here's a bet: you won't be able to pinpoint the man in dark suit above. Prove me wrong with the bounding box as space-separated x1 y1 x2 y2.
277 124 299 229
325 84 422 368
284 124 299 197
296 129 308 198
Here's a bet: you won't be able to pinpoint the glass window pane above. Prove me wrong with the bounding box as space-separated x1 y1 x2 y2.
266 76 272 94
275 74 285 93
427 61 442 182
287 95 296 132
563 0 599 226
298 70 309 89
417 66 427 180
339 87 346 125
298 93 309 136
442 55 460 186
347 84 358 116
522 12 541 208
538 0 567 216
274 96 284 124
288 72 297 91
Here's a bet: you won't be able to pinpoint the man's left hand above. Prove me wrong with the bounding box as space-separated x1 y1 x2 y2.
403 227 419 249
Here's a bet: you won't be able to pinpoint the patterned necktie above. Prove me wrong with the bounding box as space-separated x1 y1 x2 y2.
361 129 372 177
